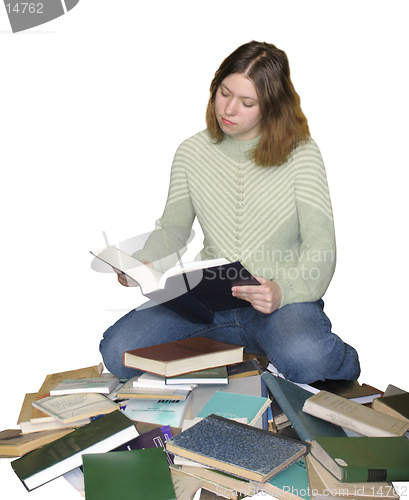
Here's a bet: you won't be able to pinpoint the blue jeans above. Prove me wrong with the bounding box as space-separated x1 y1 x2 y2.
99 299 360 384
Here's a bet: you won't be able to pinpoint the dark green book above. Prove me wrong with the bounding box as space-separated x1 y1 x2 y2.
313 436 409 483
11 410 138 491
83 448 176 500
261 372 347 442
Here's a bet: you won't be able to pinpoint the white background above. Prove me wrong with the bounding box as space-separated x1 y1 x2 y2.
0 1 408 499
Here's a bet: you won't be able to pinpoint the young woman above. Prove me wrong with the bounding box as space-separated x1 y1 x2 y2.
100 41 360 384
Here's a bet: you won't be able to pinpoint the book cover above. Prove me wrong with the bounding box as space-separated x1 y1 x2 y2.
83 447 176 500
227 359 263 380
191 374 269 430
196 391 271 426
11 410 138 491
305 454 399 499
261 372 348 442
49 375 120 396
179 465 254 498
0 428 74 458
165 414 310 482
123 392 193 428
112 425 174 465
302 390 409 437
32 392 121 423
305 380 383 405
251 458 311 500
123 337 244 378
166 366 229 385
312 435 409 483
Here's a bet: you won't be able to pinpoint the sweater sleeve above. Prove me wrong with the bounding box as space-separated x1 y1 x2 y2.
274 140 336 307
132 141 196 273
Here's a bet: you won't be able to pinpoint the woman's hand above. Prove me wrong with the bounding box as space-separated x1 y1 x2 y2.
116 271 140 287
232 277 282 314
115 261 152 287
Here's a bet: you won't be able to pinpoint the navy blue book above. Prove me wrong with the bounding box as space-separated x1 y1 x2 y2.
165 414 309 482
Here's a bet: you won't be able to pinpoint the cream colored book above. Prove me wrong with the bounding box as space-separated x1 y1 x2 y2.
32 393 120 423
302 390 409 437
305 454 399 500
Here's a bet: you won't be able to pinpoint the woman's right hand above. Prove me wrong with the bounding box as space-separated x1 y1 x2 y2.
115 261 152 287
116 271 140 287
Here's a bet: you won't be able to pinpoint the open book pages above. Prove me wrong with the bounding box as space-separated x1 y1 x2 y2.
91 246 230 294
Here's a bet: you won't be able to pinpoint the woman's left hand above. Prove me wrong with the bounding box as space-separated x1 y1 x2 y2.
232 277 282 314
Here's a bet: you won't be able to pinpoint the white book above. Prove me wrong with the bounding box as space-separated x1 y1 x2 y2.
302 390 409 437
50 375 120 396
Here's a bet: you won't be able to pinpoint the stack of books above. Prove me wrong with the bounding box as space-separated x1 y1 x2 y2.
1 336 409 500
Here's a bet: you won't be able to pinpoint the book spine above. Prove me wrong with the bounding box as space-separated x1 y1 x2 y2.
343 466 409 483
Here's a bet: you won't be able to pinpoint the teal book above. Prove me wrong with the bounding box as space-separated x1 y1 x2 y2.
191 374 269 429
261 372 347 442
11 411 138 491
313 435 409 483
197 391 271 426
165 414 309 482
83 447 176 500
251 458 310 500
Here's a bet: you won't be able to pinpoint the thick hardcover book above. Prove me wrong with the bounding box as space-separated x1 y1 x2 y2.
302 390 409 437
0 428 74 458
91 246 259 323
123 337 244 378
165 414 310 482
305 454 399 500
11 410 138 491
83 448 176 500
312 436 409 483
261 372 348 443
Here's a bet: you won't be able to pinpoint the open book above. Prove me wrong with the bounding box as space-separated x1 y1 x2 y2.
91 246 260 323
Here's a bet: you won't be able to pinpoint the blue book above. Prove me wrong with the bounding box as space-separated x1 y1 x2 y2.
197 391 271 426
261 372 347 443
165 414 309 482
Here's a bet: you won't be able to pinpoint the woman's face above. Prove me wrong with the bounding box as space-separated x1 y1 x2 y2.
214 72 263 141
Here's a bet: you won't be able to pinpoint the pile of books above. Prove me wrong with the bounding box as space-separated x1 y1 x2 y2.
1 337 409 500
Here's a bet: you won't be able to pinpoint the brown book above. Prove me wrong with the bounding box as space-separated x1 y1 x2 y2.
372 392 409 422
0 428 74 458
308 380 383 405
123 337 244 377
227 358 263 380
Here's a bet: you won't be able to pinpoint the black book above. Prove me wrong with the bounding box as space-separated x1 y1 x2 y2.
91 246 259 323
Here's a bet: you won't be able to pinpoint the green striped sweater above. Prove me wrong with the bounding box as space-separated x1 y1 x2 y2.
136 129 336 308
